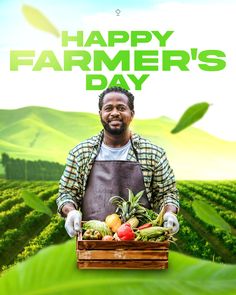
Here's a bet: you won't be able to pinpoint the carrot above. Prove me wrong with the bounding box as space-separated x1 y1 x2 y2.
137 223 152 230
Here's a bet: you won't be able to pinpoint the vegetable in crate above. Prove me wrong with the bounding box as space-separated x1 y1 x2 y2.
117 223 135 241
135 226 172 242
126 217 139 228
137 207 165 228
83 229 102 240
83 220 112 237
110 189 152 224
105 213 122 232
137 223 152 230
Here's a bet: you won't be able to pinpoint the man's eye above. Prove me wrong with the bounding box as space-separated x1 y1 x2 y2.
118 106 126 111
104 107 112 111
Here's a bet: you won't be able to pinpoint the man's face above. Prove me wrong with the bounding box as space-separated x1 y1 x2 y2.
99 92 134 135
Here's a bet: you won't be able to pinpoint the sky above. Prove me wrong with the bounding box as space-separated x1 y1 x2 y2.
0 0 236 141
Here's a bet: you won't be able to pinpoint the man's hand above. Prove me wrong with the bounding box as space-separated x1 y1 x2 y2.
65 210 82 238
163 211 179 234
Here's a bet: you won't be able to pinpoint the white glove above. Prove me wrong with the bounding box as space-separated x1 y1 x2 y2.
65 210 82 238
163 212 179 234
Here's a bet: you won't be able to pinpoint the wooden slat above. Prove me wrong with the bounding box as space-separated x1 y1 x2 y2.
76 236 169 270
78 260 168 269
77 249 168 260
77 240 169 250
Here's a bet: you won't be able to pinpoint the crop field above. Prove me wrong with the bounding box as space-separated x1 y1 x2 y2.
0 179 235 271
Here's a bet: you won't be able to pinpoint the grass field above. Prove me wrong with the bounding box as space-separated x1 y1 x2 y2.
0 106 236 179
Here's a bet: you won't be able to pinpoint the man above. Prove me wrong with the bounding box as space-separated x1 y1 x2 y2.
56 87 179 237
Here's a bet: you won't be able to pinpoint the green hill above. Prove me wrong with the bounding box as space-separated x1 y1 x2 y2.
0 106 235 180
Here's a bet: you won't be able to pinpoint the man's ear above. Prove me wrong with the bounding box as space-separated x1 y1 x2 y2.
131 110 135 117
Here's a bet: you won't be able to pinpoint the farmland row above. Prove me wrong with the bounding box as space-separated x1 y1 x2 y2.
0 193 60 270
177 183 236 229
15 215 68 264
0 180 235 271
0 181 58 203
173 213 222 262
0 185 59 234
179 181 236 211
177 182 236 263
184 181 236 202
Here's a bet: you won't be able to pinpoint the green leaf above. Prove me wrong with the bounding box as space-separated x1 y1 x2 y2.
128 188 134 202
21 190 52 217
192 199 231 232
134 190 144 202
171 102 210 134
22 5 60 38
0 240 236 295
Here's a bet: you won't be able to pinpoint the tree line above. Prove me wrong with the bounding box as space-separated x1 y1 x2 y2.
1 153 65 181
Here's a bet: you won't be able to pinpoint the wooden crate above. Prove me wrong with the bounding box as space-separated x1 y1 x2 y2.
76 236 169 269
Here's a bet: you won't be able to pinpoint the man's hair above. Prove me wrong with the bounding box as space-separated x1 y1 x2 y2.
98 87 135 111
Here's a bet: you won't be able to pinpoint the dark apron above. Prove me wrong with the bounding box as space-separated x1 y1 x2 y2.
82 160 150 221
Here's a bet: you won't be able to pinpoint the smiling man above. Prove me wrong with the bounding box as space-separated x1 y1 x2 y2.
56 87 179 237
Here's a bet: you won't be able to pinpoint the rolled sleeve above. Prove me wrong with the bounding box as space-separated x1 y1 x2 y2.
56 151 81 217
152 150 179 213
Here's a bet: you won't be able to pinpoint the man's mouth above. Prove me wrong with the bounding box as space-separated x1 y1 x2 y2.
109 118 121 122
109 120 122 126
101 118 126 135
109 119 122 123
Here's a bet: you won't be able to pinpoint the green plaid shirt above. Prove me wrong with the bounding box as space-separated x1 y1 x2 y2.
56 130 179 216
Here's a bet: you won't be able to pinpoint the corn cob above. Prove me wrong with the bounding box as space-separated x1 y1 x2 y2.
135 226 170 241
126 217 139 228
151 207 165 226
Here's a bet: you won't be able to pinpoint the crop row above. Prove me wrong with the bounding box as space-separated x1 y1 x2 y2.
174 213 222 262
0 180 235 270
0 186 59 234
0 185 58 212
15 215 68 264
177 184 236 262
186 181 236 202
0 182 57 203
177 183 236 229
0 193 58 270
178 182 236 211
0 197 22 213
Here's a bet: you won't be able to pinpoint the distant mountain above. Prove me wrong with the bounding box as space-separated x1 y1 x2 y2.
0 106 235 180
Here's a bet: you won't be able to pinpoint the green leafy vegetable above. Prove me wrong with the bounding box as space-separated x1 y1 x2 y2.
171 102 210 134
21 190 52 216
0 240 236 294
192 199 231 232
22 5 60 37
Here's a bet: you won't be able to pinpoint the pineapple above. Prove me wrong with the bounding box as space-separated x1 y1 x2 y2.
110 189 151 224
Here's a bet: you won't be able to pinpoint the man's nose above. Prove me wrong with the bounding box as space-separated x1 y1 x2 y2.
110 108 119 116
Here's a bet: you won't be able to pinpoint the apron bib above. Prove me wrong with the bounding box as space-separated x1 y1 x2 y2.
82 160 150 221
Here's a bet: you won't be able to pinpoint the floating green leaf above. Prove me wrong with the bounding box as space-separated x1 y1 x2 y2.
21 190 52 216
0 240 236 294
22 5 60 37
192 199 231 232
171 102 210 134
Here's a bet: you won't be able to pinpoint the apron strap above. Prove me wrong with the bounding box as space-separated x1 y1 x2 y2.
130 138 139 162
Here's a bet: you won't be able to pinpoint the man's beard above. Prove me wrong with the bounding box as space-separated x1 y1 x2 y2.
100 118 127 135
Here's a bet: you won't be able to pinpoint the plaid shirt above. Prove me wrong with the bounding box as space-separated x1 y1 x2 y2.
56 130 179 216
